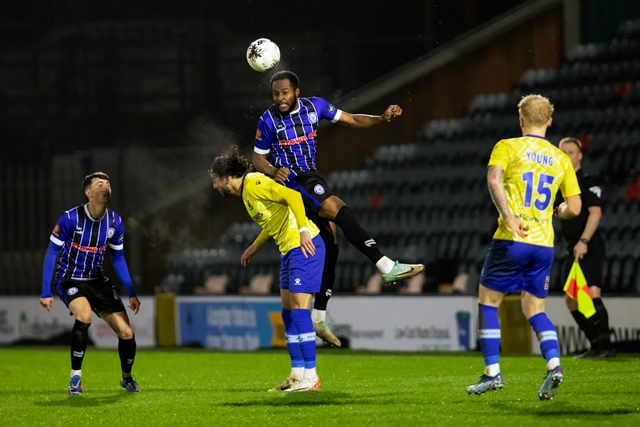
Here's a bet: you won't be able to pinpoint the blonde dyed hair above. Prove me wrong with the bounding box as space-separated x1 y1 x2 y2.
518 94 554 126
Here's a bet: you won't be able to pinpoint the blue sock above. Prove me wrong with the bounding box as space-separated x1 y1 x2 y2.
478 304 501 367
291 308 316 369
528 312 560 362
282 309 303 369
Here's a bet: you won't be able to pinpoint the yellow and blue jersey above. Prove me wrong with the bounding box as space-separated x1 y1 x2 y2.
241 172 320 254
488 135 581 247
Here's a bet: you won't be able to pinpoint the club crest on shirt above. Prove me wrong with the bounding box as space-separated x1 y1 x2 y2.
107 227 115 238
53 225 60 236
67 287 78 296
308 112 318 123
255 129 262 141
314 184 325 195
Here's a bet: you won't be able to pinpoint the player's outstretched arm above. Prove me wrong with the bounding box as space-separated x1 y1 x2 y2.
338 105 402 129
252 152 290 183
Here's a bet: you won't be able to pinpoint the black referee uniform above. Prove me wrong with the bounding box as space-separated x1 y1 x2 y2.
556 169 614 357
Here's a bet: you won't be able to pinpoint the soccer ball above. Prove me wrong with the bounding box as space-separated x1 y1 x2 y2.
246 38 280 72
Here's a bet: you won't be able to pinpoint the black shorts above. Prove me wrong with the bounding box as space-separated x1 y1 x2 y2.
562 236 606 290
293 171 335 207
58 277 126 317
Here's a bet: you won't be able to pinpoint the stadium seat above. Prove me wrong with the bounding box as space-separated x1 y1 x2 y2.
193 274 228 295
398 273 426 294
240 273 274 295
355 272 383 295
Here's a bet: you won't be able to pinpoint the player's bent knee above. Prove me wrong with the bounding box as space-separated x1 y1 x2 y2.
117 326 134 340
319 196 345 219
75 312 93 324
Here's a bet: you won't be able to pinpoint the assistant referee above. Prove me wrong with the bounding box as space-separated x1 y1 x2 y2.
556 137 615 358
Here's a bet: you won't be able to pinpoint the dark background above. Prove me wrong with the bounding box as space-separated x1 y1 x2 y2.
1 0 526 162
3 0 637 295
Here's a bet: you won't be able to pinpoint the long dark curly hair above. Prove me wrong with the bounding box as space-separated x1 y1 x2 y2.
208 145 253 178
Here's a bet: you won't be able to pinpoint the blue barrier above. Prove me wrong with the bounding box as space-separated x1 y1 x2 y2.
177 297 282 350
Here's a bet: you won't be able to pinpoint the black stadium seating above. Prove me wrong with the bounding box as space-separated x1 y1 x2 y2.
165 19 640 296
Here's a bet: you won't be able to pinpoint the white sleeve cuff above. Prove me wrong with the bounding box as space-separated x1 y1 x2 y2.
109 243 124 251
331 109 343 123
254 146 271 155
50 235 64 246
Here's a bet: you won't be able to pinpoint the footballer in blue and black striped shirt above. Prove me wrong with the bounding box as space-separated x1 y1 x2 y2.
253 71 424 346
39 171 141 395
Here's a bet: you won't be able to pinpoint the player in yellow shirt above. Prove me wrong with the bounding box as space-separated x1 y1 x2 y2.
466 95 582 401
209 145 324 393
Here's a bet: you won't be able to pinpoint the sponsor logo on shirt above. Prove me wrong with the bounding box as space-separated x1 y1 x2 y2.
75 226 83 235
71 242 107 253
328 105 335 113
279 131 317 146
513 213 550 224
255 129 262 141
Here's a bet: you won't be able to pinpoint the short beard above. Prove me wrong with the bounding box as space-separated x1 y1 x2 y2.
281 95 298 114
219 189 232 199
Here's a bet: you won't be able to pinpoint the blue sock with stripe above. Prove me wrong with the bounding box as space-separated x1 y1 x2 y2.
282 309 304 370
291 308 316 370
478 304 501 373
528 312 560 367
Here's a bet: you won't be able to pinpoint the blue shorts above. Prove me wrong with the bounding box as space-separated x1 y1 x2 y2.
480 239 554 298
280 235 325 293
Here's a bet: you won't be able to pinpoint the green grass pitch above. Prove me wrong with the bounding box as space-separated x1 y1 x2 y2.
1 347 639 426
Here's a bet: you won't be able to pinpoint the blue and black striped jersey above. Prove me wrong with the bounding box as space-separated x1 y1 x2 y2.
49 204 125 282
254 97 341 177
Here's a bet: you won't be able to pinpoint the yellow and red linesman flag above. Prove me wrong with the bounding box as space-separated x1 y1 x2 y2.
563 261 596 318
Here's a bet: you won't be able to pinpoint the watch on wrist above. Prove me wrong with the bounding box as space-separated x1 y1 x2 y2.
579 238 589 244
